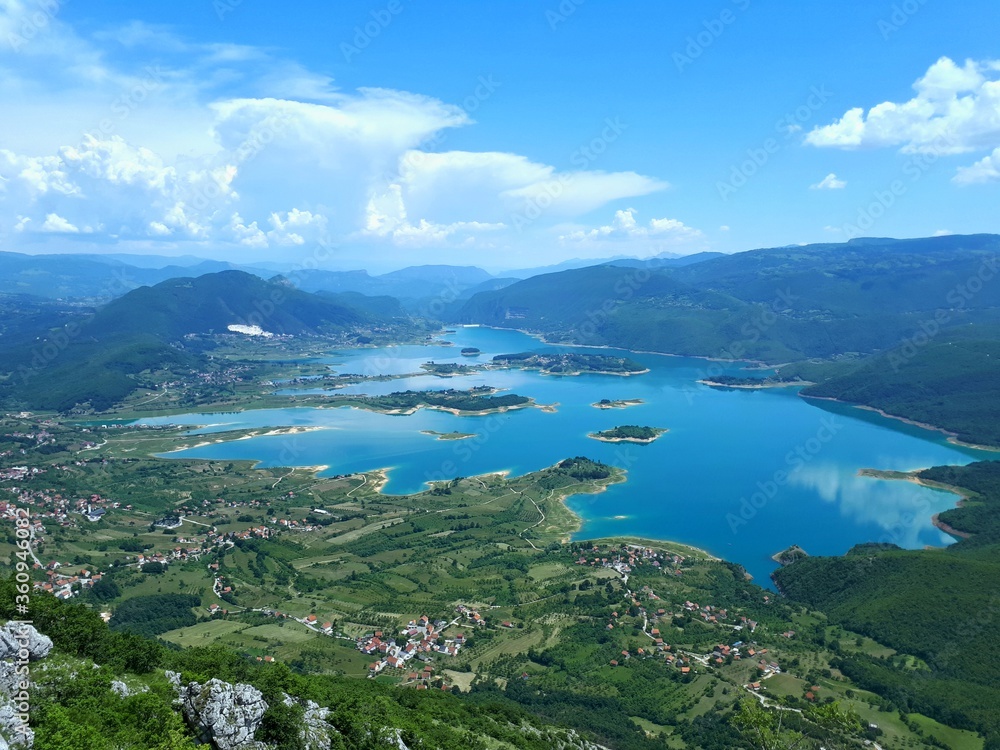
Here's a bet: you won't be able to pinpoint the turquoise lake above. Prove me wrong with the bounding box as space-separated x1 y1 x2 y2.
133 327 996 585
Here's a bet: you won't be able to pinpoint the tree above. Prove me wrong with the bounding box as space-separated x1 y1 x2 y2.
732 699 862 750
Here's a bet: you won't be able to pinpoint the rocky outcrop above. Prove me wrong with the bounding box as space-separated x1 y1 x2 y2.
0 624 51 663
0 622 51 750
167 671 269 750
110 680 149 698
282 693 338 750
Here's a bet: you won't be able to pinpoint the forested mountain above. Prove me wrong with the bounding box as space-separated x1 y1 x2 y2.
87 271 368 339
454 235 1000 362
789 337 1000 446
0 271 400 411
773 460 1000 746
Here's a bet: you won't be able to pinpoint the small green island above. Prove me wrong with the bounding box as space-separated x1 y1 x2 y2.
592 398 644 409
421 361 479 376
460 347 481 356
338 387 533 416
492 352 649 376
588 424 667 443
420 429 476 440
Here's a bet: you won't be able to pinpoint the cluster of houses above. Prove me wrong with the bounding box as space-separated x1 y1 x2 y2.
454 603 486 626
0 484 126 537
34 564 106 600
575 543 688 581
358 615 468 675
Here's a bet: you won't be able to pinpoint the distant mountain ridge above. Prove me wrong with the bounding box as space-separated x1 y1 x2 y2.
454 234 1000 362
89 270 369 339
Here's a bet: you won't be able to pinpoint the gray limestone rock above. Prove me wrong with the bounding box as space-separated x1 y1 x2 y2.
169 673 269 750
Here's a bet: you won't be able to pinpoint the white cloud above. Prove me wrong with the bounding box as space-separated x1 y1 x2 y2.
933 229 954 237
265 208 328 246
0 10 675 259
40 213 79 233
719 225 730 232
806 57 1000 155
810 173 846 190
953 146 1000 184
361 151 667 247
559 208 703 250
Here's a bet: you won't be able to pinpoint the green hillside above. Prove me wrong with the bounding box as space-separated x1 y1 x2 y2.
87 270 368 339
0 271 401 412
773 460 1000 745
789 337 1000 447
454 235 1000 362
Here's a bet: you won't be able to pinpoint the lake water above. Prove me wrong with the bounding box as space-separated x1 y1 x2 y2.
133 327 996 584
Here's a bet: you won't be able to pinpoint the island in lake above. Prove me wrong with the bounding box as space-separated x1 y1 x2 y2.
420 430 476 441
588 425 667 443
592 398 644 410
421 361 478 376
336 386 535 416
492 352 649 376
460 347 481 356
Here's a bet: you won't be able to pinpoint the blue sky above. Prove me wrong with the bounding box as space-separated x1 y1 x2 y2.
2 0 999 271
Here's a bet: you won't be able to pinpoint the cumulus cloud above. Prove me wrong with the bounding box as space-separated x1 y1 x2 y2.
559 208 703 251
806 57 1000 155
0 135 237 241
39 213 79 233
0 10 674 258
953 146 1000 184
810 173 846 190
363 151 667 244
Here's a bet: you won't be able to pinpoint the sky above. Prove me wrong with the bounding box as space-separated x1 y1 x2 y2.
1 0 1000 273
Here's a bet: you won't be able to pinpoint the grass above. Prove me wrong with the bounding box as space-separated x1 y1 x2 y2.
159 619 247 646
